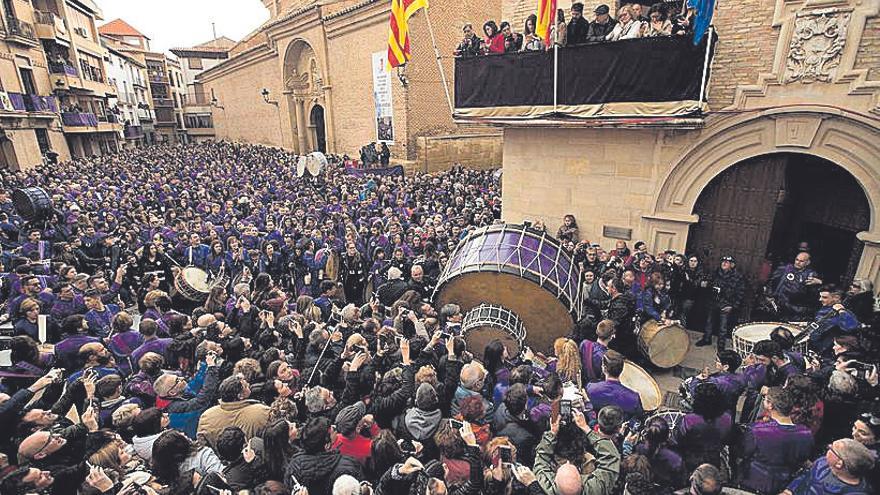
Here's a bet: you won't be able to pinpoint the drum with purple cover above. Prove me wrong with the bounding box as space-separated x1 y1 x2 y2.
433 223 583 354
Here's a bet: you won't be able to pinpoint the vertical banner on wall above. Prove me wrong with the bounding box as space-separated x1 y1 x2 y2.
372 51 395 143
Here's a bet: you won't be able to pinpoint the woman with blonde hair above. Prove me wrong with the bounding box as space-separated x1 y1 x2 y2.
552 337 583 388
606 4 644 41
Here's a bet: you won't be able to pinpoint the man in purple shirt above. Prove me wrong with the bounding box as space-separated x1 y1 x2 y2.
130 319 172 371
738 387 814 494
585 350 643 422
580 319 614 384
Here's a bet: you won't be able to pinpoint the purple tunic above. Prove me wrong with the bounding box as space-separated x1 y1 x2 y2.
586 379 644 421
739 420 814 494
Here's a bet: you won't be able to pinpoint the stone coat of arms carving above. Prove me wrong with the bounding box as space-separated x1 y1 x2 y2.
784 9 851 84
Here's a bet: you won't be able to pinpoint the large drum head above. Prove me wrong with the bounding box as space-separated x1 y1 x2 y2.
307 152 328 176
434 224 582 355
13 187 53 221
182 267 211 291
639 321 690 369
462 304 525 361
619 360 662 411
732 322 805 358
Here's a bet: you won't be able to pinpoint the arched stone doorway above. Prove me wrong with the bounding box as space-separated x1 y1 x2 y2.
282 39 332 153
642 108 880 289
686 153 869 307
310 104 326 153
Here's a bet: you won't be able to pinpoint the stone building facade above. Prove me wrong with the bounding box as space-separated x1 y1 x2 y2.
494 0 880 289
198 0 503 171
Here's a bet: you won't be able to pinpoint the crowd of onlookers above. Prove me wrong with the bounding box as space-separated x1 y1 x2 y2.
455 2 694 56
0 142 877 495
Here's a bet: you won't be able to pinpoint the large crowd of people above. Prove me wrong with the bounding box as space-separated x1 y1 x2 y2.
0 141 877 495
455 2 693 56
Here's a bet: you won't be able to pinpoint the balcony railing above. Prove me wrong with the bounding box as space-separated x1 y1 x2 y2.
137 108 154 121
5 16 37 42
124 125 144 139
149 74 169 84
6 93 58 113
33 11 67 36
153 97 173 108
48 61 79 76
61 112 99 127
454 35 716 123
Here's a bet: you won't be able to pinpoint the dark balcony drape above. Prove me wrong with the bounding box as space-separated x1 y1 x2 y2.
454 34 715 121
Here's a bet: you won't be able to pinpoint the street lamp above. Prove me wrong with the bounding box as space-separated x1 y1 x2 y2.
261 88 278 106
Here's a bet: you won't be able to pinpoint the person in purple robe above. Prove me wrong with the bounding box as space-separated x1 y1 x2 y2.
738 386 814 494
585 350 644 422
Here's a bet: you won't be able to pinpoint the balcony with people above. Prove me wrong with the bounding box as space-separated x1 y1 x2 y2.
2 92 58 115
453 2 715 125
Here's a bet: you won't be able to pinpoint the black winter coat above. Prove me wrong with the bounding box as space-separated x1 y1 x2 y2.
285 450 363 495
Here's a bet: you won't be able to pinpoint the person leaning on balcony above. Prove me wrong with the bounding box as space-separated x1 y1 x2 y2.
643 3 673 37
482 20 505 54
521 15 545 51
500 22 523 53
567 2 591 45
587 4 617 42
606 4 645 41
454 23 484 57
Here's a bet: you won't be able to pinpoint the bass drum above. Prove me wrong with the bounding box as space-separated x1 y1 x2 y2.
461 304 526 361
618 360 663 412
732 322 806 359
175 267 212 302
296 156 308 178
12 187 54 221
638 320 690 368
433 223 583 354
306 152 328 176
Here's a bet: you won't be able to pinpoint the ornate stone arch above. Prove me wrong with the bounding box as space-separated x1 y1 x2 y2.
281 38 332 153
642 106 880 284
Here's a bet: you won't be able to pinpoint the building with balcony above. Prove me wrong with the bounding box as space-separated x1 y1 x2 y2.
98 18 157 144
198 0 502 168
0 0 70 169
143 51 178 143
166 56 188 143
103 38 150 148
480 0 880 297
27 0 120 158
170 36 233 143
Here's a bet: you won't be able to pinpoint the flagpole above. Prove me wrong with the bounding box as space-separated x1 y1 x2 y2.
553 11 558 113
423 6 454 115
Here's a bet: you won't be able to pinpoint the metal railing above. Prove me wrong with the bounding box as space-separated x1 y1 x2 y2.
33 11 66 35
5 16 37 41
153 97 173 108
48 61 78 76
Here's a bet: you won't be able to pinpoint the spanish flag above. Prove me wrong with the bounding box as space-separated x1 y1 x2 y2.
536 0 557 46
387 0 429 70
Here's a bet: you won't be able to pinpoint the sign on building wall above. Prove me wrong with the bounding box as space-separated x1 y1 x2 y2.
372 51 394 143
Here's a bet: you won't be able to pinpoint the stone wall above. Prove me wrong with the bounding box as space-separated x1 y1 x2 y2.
206 55 285 147
416 132 503 173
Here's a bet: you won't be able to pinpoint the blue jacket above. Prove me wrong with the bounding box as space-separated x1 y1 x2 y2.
157 365 220 438
810 306 860 355
787 456 873 495
637 286 672 321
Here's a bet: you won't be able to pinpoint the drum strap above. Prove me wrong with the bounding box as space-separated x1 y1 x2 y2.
584 341 597 381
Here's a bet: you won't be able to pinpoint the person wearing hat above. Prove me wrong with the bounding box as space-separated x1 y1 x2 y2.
331 401 374 465
587 4 617 41
567 2 591 45
697 255 744 349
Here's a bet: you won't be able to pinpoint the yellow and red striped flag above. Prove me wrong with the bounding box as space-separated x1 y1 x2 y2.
536 0 557 46
386 0 429 70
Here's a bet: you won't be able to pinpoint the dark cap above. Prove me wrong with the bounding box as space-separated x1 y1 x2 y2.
594 4 610 14
721 255 736 264
572 2 585 12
